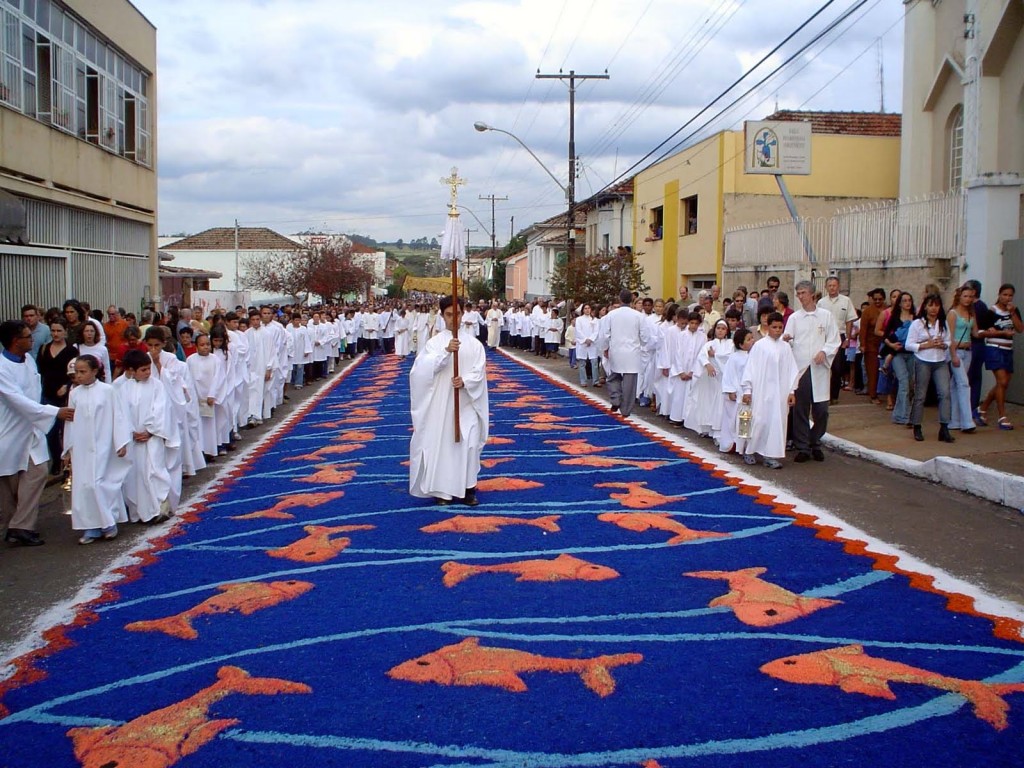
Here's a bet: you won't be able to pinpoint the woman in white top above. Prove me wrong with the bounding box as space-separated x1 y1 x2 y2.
76 322 111 382
574 305 600 386
905 293 953 443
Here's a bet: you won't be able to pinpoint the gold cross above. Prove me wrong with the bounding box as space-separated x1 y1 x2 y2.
440 167 467 212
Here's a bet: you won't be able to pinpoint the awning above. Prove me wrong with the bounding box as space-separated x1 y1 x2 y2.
0 188 29 245
403 275 464 294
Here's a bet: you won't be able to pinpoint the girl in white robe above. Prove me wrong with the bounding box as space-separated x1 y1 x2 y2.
668 313 703 424
121 350 178 523
63 356 130 543
719 328 754 462
654 306 680 416
187 333 229 460
685 320 734 438
740 314 800 468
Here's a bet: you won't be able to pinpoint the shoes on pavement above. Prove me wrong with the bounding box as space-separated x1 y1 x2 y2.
938 425 955 443
973 408 988 426
6 529 44 546
610 405 619 413
763 458 783 470
913 425 924 442
998 417 1014 431
461 488 479 507
794 451 810 463
742 454 757 465
811 448 825 462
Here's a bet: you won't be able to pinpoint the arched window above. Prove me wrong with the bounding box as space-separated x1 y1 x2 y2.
948 106 964 190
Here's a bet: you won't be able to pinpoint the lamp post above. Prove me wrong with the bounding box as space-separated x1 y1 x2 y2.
473 121 575 260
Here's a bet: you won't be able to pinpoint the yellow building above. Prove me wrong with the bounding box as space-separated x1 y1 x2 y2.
633 111 901 299
0 0 157 319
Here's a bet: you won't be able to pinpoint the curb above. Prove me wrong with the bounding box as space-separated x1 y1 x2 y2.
822 433 1024 510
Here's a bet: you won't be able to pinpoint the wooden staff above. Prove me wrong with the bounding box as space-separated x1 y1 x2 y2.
450 258 461 443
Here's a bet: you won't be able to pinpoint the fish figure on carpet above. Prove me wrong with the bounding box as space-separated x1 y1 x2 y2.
441 554 619 587
67 665 311 768
560 456 667 470
684 567 841 626
124 580 314 639
267 524 374 563
516 423 592 434
332 429 376 442
296 462 360 485
598 512 728 545
479 457 515 469
595 481 686 508
230 491 345 520
421 515 561 534
284 444 365 462
387 637 642 696
475 477 543 491
545 438 612 455
760 644 1024 730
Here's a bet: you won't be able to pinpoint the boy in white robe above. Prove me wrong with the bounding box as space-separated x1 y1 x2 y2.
544 309 563 358
719 328 755 463
669 312 703 424
120 350 177 523
287 313 313 389
225 313 251 432
408 296 489 506
741 312 800 469
63 355 130 543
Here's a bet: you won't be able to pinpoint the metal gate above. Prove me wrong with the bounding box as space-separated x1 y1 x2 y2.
1003 238 1024 404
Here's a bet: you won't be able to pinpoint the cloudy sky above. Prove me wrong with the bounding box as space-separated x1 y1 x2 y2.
132 0 906 245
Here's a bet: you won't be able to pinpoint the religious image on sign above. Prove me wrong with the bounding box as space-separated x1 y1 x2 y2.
752 127 779 170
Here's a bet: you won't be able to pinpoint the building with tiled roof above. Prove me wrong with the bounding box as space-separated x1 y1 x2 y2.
158 226 299 301
762 110 902 137
519 209 589 299
577 176 635 257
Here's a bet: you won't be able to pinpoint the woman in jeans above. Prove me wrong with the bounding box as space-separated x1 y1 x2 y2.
978 284 1023 430
906 294 953 443
947 284 978 434
880 292 916 425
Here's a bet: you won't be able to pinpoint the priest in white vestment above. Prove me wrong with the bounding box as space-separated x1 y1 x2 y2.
740 313 800 469
408 296 489 506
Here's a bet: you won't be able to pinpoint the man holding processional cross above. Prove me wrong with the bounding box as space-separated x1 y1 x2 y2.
408 169 489 506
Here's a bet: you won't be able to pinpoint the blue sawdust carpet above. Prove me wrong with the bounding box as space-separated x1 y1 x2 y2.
1 350 1023 767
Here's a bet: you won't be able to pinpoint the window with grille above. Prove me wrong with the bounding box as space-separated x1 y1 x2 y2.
949 106 964 191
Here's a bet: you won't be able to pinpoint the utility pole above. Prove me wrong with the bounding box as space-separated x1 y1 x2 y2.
962 1 980 184
234 219 240 292
535 69 609 261
479 193 508 286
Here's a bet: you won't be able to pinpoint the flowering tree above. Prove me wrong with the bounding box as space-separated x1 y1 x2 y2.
242 242 373 304
548 250 649 307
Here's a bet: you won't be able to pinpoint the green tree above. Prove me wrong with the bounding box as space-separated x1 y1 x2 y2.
466 278 494 303
548 250 649 307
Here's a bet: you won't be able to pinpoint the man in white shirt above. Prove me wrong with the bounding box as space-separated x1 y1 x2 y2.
784 280 840 463
817 276 856 403
598 290 652 417
0 321 74 545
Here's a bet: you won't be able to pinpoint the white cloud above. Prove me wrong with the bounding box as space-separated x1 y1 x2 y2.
132 0 905 242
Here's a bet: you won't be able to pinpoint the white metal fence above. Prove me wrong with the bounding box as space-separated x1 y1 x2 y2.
724 190 965 270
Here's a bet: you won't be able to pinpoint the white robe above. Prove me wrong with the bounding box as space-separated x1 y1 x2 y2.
718 349 749 455
408 328 489 500
309 321 330 362
544 317 563 344
741 336 800 459
685 338 734 436
187 352 229 456
76 342 112 381
669 328 702 423
246 324 268 421
227 327 251 429
63 380 131 531
394 316 411 357
575 315 600 360
638 312 661 398
0 354 58 476
288 324 314 366
486 308 503 347
784 307 840 402
121 376 178 521
654 322 677 416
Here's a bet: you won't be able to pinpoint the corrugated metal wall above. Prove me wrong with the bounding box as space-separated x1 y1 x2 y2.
0 249 67 319
69 252 148 311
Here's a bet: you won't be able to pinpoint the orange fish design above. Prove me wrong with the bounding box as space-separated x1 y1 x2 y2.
475 477 543 492
560 456 668 470
480 457 515 469
124 580 314 639
284 444 365 462
441 554 619 587
333 429 376 442
296 462 360 485
421 515 561 534
598 512 728 545
684 567 841 626
67 666 311 768
516 423 593 433
487 436 515 445
528 413 569 423
545 439 612 455
387 637 642 697
498 395 549 408
231 491 344 520
760 644 1024 731
267 524 375 563
595 481 686 508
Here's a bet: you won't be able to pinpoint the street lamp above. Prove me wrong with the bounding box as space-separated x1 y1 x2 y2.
473 122 569 202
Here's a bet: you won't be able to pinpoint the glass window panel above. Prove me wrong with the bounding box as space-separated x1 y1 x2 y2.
85 30 94 62
48 5 60 36
22 70 35 116
21 24 34 71
34 0 47 29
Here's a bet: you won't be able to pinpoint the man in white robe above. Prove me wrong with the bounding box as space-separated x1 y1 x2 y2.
258 307 287 417
597 290 652 417
362 307 380 355
741 312 800 469
784 280 841 463
486 301 503 348
408 296 489 505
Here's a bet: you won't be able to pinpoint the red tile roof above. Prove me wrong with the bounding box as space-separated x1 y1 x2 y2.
163 227 299 251
350 243 379 254
762 110 902 137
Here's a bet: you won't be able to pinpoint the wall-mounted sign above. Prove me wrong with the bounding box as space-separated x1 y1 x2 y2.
744 120 812 175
